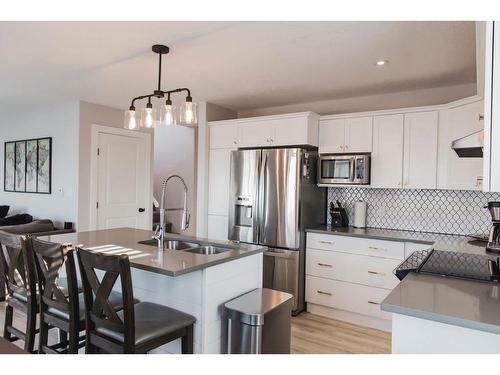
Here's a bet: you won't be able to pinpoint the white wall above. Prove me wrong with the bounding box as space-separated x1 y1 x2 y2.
0 101 80 228
238 83 477 118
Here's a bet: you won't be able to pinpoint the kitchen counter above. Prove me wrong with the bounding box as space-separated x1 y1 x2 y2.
382 272 500 335
40 227 265 277
40 227 264 353
306 225 485 255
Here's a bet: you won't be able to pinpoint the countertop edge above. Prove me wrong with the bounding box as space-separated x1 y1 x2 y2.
305 227 434 245
381 301 500 336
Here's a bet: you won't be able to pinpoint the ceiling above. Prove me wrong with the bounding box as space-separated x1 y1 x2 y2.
0 21 476 113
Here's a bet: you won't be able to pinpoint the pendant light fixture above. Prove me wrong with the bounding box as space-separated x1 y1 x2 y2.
123 44 197 130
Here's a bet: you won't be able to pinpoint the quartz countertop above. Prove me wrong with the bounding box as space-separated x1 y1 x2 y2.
39 228 265 277
381 273 500 335
306 225 486 255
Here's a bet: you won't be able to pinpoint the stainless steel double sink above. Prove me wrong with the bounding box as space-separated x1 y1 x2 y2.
138 239 231 255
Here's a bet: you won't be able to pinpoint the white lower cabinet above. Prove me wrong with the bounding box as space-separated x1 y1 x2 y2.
306 233 405 331
306 276 392 321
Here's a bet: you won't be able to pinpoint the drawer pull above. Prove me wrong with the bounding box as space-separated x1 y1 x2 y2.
367 301 380 305
368 246 387 251
317 263 333 268
317 290 332 296
319 240 335 245
367 270 386 276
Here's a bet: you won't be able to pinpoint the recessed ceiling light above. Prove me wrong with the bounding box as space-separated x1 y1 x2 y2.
376 60 388 66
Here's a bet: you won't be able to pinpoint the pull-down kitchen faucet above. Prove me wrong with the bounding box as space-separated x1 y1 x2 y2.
153 174 190 247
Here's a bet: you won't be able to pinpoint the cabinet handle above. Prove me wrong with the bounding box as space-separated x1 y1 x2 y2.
368 246 387 251
479 115 484 121
367 270 385 276
319 240 335 245
317 290 332 296
317 263 333 268
367 301 380 305
340 145 344 151
345 145 349 150
233 140 237 145
270 139 274 143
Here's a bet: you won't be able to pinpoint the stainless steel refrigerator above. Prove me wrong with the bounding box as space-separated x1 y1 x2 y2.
228 148 326 314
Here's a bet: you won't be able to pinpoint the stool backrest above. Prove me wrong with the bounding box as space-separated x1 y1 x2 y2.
30 237 79 319
77 248 135 347
0 230 36 303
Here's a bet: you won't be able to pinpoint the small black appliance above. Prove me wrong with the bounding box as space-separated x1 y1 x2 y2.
486 201 500 254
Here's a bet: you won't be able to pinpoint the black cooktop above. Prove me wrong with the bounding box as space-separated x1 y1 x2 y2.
395 249 500 283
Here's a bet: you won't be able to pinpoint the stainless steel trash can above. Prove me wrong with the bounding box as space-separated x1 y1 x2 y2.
224 288 294 354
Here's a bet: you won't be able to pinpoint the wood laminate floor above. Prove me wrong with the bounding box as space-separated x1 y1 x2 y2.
0 301 391 354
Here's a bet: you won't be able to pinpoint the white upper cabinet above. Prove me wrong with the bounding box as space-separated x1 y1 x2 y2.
319 119 345 153
437 100 484 190
403 111 439 189
209 112 319 149
371 114 404 188
344 117 373 153
209 121 239 149
319 116 372 154
238 120 275 148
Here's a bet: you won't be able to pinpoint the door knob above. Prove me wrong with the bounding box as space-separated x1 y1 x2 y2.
138 208 145 212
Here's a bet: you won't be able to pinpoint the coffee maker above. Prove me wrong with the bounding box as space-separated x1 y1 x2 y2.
486 202 500 253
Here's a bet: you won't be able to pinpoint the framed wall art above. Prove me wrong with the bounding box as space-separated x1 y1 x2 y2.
4 137 52 194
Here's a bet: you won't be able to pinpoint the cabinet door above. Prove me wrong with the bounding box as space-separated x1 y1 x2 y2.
273 117 316 146
209 122 239 149
371 114 404 188
207 215 229 241
208 149 233 215
237 120 274 148
403 111 439 189
319 119 345 153
345 117 373 153
437 101 484 190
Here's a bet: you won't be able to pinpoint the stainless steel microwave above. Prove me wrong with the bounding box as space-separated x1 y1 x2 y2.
318 154 370 185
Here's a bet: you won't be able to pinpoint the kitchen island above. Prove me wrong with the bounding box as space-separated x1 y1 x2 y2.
40 228 265 354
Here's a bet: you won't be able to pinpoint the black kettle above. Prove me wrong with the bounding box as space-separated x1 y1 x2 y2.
330 200 349 228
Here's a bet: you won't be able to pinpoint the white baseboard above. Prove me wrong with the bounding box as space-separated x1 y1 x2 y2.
307 303 392 332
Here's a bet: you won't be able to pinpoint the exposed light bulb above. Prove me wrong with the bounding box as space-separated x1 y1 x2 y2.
179 97 198 126
123 108 138 130
159 100 177 127
140 104 157 129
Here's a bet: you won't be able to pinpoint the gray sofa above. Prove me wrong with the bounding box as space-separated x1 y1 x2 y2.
0 219 75 237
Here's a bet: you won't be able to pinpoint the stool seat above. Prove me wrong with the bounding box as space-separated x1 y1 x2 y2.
96 302 195 346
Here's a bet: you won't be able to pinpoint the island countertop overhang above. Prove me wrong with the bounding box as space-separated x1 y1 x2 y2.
38 227 266 277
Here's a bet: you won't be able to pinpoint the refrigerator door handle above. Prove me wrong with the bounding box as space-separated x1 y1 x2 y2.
258 151 268 244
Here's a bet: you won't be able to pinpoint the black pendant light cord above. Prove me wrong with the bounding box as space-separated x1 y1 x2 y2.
128 44 192 111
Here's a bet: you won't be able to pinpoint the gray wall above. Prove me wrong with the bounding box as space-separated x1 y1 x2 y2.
0 101 80 227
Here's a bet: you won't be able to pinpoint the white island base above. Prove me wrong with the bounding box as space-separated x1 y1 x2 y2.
392 313 500 354
118 253 263 354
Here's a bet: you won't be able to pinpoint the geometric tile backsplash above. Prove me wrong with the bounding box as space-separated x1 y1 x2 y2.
327 187 500 237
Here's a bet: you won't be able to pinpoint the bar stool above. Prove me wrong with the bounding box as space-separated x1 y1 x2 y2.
0 231 38 352
30 237 137 354
77 248 196 354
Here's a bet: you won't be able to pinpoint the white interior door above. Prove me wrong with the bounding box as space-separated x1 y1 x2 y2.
96 131 151 230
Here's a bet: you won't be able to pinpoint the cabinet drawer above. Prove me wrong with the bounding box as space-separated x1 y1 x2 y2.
307 233 405 260
306 275 392 320
306 249 400 289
